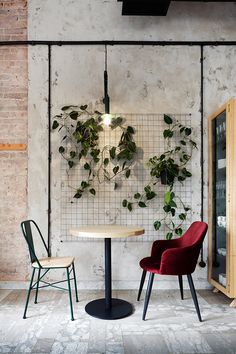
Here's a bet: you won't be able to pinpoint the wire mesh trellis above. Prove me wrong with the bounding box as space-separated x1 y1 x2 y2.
60 113 194 242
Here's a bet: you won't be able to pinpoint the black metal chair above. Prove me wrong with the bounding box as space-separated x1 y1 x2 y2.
21 220 78 321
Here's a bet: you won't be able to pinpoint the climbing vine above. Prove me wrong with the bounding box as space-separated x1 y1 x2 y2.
122 114 197 239
52 105 137 199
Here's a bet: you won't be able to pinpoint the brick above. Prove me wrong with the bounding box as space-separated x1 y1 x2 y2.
0 0 28 281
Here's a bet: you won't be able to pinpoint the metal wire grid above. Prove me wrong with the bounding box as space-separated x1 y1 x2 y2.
60 113 193 242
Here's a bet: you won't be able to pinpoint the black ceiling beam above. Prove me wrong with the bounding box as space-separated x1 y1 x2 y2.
119 0 171 16
118 0 236 16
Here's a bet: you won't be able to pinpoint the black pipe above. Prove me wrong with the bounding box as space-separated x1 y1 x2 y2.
199 45 206 268
1 40 236 46
105 238 112 310
48 44 52 257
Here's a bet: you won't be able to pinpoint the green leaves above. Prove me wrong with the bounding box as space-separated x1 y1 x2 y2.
127 126 135 134
185 127 192 136
122 199 133 212
164 191 171 204
84 162 91 170
163 205 171 213
122 199 128 207
164 114 173 125
74 191 82 199
163 129 174 139
110 116 123 129
154 221 161 230
81 181 89 189
53 105 138 203
127 203 133 212
138 201 147 208
61 105 71 111
179 213 186 220
70 151 76 158
104 158 109 166
113 166 119 175
121 113 195 241
146 191 156 200
69 111 78 120
125 169 131 178
89 188 96 196
52 120 59 129
109 146 116 159
166 232 173 240
182 168 192 177
80 104 88 110
175 228 183 236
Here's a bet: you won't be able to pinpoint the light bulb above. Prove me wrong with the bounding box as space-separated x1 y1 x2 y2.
102 113 112 126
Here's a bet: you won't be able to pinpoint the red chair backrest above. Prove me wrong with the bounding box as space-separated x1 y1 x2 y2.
159 221 208 275
179 221 208 248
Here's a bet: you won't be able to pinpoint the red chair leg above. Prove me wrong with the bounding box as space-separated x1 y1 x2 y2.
142 272 154 321
137 270 146 301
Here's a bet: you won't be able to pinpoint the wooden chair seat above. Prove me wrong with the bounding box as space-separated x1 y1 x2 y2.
32 256 74 269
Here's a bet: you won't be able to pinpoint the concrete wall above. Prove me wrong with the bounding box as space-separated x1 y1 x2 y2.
25 1 236 290
1 1 236 288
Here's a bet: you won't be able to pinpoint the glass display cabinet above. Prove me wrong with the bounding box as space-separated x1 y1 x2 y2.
208 98 236 307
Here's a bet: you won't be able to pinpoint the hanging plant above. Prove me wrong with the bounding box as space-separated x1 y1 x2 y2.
122 114 197 239
52 104 137 199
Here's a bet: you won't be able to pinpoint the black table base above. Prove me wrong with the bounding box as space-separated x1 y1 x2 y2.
85 237 134 320
85 298 133 320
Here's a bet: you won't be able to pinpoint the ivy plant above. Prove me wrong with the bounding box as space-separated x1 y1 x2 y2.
52 105 137 199
122 114 197 239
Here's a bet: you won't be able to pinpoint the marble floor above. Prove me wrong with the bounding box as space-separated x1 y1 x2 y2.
0 288 236 354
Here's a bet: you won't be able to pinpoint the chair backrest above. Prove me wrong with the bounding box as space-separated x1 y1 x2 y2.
21 220 49 267
179 221 208 248
159 221 208 275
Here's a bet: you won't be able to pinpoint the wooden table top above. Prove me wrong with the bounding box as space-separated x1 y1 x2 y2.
70 225 145 239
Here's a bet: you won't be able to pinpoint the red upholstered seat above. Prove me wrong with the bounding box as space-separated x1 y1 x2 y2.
140 257 161 274
137 221 208 322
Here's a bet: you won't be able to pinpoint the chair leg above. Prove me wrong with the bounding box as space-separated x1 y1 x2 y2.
137 270 147 301
178 275 184 300
187 274 202 322
34 268 41 304
67 267 74 321
23 268 36 319
72 262 79 302
142 272 154 321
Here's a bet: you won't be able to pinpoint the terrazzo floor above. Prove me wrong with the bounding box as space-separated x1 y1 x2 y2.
0 288 236 353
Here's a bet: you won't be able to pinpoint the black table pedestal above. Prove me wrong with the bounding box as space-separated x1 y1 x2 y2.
85 237 133 320
85 298 133 320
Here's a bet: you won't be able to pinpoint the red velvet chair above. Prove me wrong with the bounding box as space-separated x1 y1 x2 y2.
137 221 208 322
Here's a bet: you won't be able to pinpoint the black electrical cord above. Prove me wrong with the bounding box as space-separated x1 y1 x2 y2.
103 44 110 114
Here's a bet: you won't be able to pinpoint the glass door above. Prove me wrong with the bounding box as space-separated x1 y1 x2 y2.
211 110 227 287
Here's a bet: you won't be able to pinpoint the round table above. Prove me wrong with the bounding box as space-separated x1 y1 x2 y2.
70 225 144 320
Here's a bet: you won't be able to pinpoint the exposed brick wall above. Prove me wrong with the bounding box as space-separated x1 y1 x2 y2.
0 0 28 281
